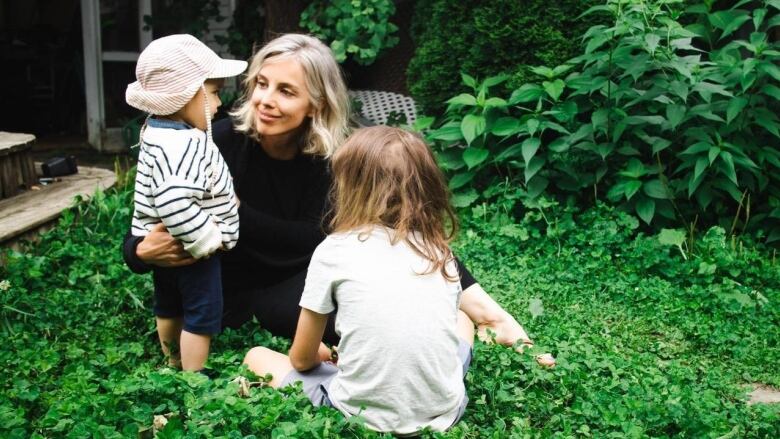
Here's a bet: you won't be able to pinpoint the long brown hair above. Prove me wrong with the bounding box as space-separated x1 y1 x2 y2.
329 126 458 280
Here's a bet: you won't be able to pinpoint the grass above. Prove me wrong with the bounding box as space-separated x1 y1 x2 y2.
1 181 778 437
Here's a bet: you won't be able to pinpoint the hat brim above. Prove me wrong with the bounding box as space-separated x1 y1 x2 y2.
208 59 248 79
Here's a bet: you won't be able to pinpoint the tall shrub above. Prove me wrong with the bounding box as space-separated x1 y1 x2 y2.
423 0 780 242
406 0 604 114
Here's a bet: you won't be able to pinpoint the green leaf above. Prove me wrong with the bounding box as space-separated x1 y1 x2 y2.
651 138 672 154
761 84 780 101
491 117 521 136
413 116 435 131
727 97 748 124
528 298 544 319
624 180 642 200
460 72 476 88
447 93 477 106
768 14 780 30
461 114 486 145
527 119 540 136
658 228 685 247
509 84 543 104
694 156 709 181
482 74 510 89
530 66 555 79
758 62 780 81
754 108 780 137
542 79 565 101
708 10 751 40
708 146 720 165
585 32 610 54
680 141 711 155
484 97 508 108
694 82 733 102
643 179 671 199
428 124 463 142
521 138 541 164
548 137 569 153
670 81 689 102
635 197 655 224
645 34 661 54
667 104 686 129
689 172 705 197
552 65 573 77
592 108 609 130
435 149 466 171
526 175 548 199
493 142 523 163
524 156 545 183
658 228 688 259
719 151 738 185
462 147 489 169
448 171 475 190
451 188 479 208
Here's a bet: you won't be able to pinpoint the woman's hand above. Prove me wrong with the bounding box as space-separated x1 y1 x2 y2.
136 223 197 267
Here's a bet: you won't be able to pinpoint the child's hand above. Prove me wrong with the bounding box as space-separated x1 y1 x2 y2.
317 343 335 363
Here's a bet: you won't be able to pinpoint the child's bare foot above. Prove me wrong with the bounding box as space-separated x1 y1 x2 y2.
535 353 556 368
167 356 182 369
477 313 556 367
476 310 531 347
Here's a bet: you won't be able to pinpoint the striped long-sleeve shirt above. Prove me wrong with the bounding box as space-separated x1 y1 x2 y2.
131 118 238 259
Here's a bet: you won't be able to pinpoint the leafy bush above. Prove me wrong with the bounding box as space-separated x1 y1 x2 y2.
407 0 604 114
300 0 399 66
424 0 780 242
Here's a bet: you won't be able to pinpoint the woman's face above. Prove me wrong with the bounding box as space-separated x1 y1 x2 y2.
250 58 315 139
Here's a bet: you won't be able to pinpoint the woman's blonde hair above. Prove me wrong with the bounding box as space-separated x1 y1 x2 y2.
329 126 459 280
230 34 350 157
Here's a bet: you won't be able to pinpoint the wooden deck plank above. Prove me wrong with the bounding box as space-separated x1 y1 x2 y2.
0 166 116 243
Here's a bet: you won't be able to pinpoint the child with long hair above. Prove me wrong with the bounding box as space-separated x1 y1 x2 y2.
243 126 475 435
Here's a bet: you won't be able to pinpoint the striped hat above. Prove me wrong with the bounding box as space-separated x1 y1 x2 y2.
126 34 247 115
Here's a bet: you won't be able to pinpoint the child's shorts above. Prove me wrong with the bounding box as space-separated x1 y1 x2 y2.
280 338 473 423
152 255 222 335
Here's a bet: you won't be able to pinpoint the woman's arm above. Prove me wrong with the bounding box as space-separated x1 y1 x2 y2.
288 308 329 371
122 224 197 272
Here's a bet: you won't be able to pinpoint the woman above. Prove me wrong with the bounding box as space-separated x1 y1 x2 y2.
123 34 536 350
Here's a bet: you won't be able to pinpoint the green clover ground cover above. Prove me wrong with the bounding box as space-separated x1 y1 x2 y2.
1 183 779 437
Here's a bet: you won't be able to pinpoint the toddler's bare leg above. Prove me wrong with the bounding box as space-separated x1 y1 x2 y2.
243 346 295 388
156 316 183 367
180 331 211 371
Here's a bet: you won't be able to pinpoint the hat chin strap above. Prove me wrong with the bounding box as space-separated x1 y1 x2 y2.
203 84 213 146
203 84 216 196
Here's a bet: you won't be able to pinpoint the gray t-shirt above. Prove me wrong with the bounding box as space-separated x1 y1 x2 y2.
299 228 465 435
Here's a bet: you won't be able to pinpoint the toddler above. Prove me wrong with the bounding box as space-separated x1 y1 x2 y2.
126 34 246 371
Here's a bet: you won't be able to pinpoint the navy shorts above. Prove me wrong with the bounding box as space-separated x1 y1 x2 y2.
152 255 223 335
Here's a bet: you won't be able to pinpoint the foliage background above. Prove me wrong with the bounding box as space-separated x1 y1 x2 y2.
406 0 605 114
422 0 780 245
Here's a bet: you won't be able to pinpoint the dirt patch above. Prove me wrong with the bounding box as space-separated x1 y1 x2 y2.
747 384 780 405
